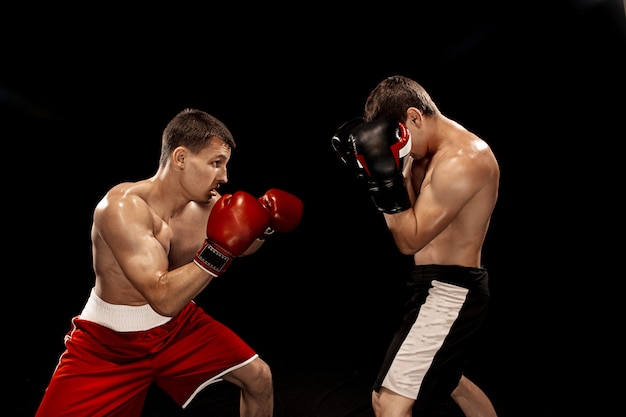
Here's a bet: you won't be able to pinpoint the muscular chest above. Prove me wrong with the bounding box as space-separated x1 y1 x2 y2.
166 222 204 269
165 205 210 269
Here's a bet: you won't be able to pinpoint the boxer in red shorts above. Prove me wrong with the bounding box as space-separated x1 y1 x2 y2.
35 108 303 417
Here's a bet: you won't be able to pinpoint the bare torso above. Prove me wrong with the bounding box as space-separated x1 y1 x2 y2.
398 121 499 267
91 179 213 306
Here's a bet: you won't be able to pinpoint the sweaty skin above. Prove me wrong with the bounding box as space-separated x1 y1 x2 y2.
36 108 275 417
386 113 499 268
373 107 499 417
89 137 273 416
91 139 232 317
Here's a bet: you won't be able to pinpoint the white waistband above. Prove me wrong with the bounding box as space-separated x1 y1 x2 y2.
79 288 172 332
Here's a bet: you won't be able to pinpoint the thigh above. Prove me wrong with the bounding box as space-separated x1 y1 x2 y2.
154 306 257 407
36 348 152 417
221 355 269 390
372 386 415 416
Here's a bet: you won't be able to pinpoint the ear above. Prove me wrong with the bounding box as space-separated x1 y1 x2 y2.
172 146 187 169
406 107 423 127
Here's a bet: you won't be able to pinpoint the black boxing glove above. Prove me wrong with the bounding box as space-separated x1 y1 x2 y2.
350 119 412 214
331 117 365 181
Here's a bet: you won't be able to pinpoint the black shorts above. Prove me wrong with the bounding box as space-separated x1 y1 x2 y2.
373 264 491 409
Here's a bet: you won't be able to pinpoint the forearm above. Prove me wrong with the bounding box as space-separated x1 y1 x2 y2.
383 210 421 255
151 264 214 316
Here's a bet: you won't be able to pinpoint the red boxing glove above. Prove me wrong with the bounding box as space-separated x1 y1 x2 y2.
194 191 271 276
258 189 304 238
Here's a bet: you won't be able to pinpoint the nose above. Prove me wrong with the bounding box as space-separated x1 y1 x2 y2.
218 167 228 185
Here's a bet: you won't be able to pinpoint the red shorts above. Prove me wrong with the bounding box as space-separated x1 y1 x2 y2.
35 300 257 417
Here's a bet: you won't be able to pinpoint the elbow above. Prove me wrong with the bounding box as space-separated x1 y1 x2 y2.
397 245 415 256
151 302 179 318
394 240 417 255
392 237 423 256
148 291 181 317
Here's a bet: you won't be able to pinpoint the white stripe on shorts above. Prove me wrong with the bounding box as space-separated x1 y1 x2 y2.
381 279 469 399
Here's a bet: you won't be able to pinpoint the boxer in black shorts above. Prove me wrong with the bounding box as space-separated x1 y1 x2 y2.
333 75 499 417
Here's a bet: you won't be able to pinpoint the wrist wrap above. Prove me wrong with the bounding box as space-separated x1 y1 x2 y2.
193 240 233 277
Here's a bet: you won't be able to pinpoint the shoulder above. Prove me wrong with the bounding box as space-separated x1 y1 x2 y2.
466 132 499 181
446 128 497 170
433 132 498 191
94 181 153 226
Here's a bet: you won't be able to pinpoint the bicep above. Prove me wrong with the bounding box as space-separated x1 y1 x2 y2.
95 197 169 290
415 160 482 236
388 160 480 252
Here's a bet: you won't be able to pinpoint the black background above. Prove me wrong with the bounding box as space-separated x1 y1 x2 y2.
3 1 625 416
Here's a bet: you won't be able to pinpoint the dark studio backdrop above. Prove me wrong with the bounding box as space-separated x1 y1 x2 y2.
2 1 625 416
